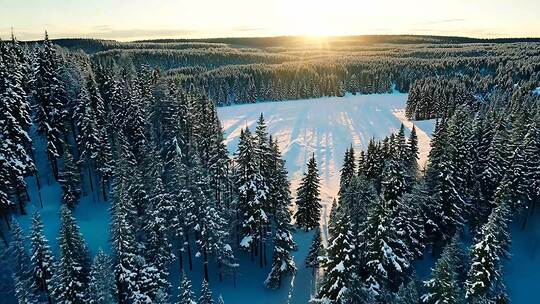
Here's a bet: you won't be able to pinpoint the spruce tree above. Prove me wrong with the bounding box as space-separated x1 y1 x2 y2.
317 203 354 302
339 146 356 198
395 279 420 304
0 40 35 215
29 212 54 303
178 273 196 304
465 202 510 302
33 32 66 178
199 280 214 304
305 227 323 268
265 137 295 288
421 240 464 304
265 198 296 288
9 219 40 304
58 145 82 209
295 154 321 231
52 206 91 304
87 249 117 304
361 199 410 295
235 128 268 260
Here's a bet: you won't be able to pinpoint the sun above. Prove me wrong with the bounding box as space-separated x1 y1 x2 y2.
277 0 343 37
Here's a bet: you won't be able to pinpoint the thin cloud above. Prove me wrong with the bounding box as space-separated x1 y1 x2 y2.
412 18 467 26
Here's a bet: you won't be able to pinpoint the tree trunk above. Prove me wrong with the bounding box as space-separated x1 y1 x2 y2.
179 247 184 272
203 247 209 282
186 233 193 271
87 163 94 194
49 154 58 181
259 239 263 268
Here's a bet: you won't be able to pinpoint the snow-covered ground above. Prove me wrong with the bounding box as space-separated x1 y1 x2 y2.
218 92 435 214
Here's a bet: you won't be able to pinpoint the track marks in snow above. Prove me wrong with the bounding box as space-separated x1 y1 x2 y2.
218 93 435 204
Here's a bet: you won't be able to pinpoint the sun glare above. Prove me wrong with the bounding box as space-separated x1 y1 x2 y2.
277 0 345 37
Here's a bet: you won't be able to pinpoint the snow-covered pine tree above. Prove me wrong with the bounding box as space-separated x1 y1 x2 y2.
421 239 464 304
339 146 356 199
357 150 366 176
58 144 82 209
405 125 419 185
424 120 465 246
381 153 407 210
178 273 196 304
265 136 296 288
0 40 35 214
341 175 377 278
199 280 214 304
465 201 510 302
29 212 54 303
481 119 510 202
496 145 527 211
294 154 321 231
392 191 426 260
143 175 174 298
361 198 410 295
264 190 296 288
217 295 225 304
395 278 420 304
52 206 91 304
235 128 268 262
522 121 540 227
305 227 323 269
317 203 354 302
87 249 116 304
33 32 67 179
207 107 230 209
9 219 40 304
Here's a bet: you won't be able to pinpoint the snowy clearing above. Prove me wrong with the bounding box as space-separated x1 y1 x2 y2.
218 93 435 212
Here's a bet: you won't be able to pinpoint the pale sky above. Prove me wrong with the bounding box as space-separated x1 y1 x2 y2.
1 0 539 41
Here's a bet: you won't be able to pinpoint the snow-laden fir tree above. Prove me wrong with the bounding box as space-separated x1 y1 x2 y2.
58 144 82 209
395 278 420 304
338 146 356 199
361 198 410 295
9 219 40 304
522 122 540 224
111 135 150 303
217 295 225 304
465 201 511 302
29 212 54 303
392 191 426 260
235 128 268 261
305 227 323 269
199 280 214 304
143 176 174 298
421 237 464 304
178 273 196 304
424 120 465 246
481 119 510 202
317 202 354 302
33 32 67 179
52 206 91 304
87 249 117 304
0 40 35 214
265 137 296 288
295 154 321 231
405 125 419 183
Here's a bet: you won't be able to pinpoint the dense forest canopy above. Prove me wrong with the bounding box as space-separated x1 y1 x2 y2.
1 33 539 304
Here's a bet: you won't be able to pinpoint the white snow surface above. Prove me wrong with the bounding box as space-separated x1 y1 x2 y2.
218 92 435 218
